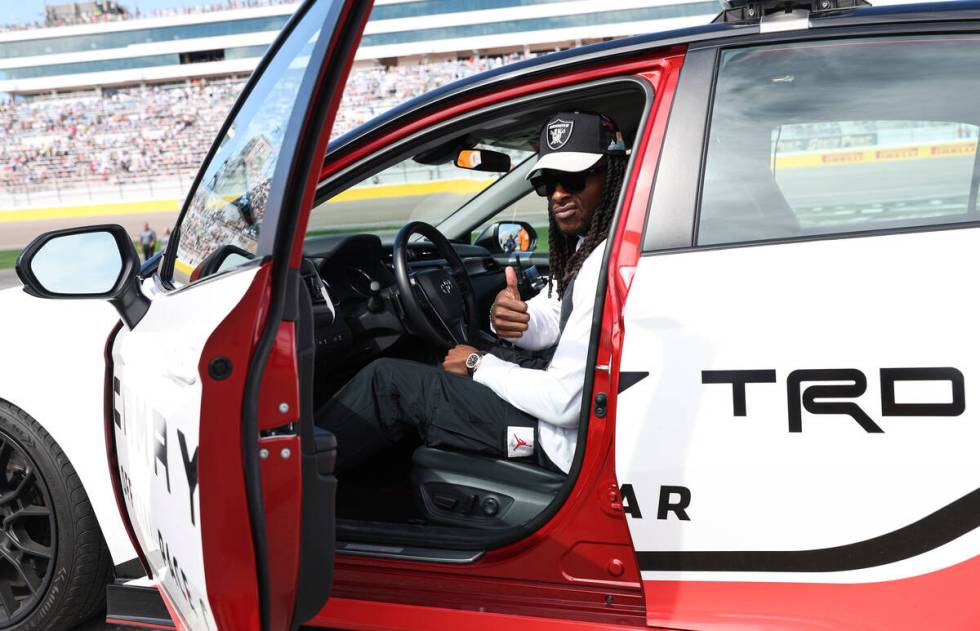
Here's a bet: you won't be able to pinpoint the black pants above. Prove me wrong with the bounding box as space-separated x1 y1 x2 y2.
315 357 561 473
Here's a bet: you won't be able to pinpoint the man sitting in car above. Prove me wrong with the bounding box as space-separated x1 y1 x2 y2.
316 111 628 474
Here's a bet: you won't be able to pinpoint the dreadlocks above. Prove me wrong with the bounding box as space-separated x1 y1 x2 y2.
547 155 627 297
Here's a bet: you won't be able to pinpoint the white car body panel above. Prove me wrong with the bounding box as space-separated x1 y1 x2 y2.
0 285 135 564
617 226 980 584
112 266 259 631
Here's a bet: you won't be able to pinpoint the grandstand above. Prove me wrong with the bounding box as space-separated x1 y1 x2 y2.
0 54 529 196
0 0 723 208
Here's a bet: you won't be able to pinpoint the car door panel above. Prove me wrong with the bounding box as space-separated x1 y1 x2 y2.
618 228 980 628
616 30 980 629
108 0 373 626
304 52 680 626
113 265 263 630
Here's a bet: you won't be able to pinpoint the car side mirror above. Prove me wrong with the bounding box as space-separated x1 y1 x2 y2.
16 224 149 329
454 148 511 173
473 221 537 253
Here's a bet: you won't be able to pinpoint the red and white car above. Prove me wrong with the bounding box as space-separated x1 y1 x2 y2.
11 0 980 629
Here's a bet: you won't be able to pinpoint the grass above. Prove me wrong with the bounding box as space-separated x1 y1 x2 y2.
0 250 19 270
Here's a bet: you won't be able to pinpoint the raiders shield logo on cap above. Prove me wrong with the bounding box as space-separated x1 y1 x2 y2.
546 118 574 150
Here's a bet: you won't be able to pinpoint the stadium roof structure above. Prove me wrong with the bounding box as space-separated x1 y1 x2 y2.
0 0 722 96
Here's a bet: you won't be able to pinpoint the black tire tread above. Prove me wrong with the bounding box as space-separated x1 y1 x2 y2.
0 400 114 631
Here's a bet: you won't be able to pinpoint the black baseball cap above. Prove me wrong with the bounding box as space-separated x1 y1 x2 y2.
527 111 626 178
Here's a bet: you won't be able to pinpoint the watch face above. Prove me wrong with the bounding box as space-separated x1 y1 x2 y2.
466 353 480 369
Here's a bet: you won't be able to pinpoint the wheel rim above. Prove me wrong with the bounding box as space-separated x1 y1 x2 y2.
0 433 55 627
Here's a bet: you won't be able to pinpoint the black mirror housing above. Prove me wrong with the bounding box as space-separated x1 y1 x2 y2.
16 224 150 329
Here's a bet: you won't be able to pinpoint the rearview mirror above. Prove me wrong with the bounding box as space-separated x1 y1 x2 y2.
454 148 511 173
16 224 149 328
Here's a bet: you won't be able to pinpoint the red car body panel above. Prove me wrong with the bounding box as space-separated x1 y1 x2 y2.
643 556 980 631
257 322 301 433
315 596 669 631
196 265 271 631
259 432 304 631
303 48 688 628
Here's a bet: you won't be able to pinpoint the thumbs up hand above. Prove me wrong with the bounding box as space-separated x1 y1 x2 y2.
491 266 529 338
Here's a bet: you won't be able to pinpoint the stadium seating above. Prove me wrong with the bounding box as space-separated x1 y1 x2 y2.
0 53 530 194
0 0 295 33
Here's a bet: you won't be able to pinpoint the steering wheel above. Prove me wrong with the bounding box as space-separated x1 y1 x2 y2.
392 221 478 349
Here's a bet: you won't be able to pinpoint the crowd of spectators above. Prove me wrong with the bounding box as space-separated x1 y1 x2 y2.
0 79 244 190
0 53 532 194
334 53 530 132
0 0 296 33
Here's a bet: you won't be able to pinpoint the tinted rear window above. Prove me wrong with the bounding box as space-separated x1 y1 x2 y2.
698 37 980 246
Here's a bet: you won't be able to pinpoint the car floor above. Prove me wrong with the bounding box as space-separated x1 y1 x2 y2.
335 439 426 524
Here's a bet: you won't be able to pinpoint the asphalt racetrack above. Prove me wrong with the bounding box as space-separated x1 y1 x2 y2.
0 271 18 291
0 211 179 251
3 188 547 256
2 156 972 289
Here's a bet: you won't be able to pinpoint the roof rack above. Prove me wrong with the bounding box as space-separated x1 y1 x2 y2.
713 0 870 24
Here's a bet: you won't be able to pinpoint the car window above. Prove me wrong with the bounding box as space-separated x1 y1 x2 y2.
307 147 534 241
697 36 980 246
170 1 332 284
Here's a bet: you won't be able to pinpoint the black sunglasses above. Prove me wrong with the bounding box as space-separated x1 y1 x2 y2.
529 163 604 197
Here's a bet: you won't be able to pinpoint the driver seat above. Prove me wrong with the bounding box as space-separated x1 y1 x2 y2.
411 447 566 529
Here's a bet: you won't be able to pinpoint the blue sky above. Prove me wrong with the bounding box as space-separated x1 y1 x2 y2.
8 1 213 25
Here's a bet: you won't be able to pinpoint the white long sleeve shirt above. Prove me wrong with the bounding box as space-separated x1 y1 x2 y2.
474 240 605 473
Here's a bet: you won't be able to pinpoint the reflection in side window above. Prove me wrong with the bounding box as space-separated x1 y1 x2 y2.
172 1 332 284
698 37 980 246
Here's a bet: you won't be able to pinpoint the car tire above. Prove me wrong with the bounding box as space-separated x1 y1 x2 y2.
0 401 113 631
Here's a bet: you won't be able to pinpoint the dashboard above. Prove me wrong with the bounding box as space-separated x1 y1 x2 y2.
301 233 507 402
306 234 394 305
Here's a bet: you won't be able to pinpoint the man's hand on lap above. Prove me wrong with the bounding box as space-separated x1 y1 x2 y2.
443 344 479 376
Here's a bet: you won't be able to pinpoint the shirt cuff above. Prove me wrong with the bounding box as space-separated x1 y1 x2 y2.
472 352 512 394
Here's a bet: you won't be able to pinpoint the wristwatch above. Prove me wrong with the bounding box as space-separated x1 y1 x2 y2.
465 351 486 377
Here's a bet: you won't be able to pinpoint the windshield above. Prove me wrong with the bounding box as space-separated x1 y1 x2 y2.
171 1 330 283
307 147 534 240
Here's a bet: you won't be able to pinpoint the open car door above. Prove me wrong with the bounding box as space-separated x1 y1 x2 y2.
17 1 372 629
